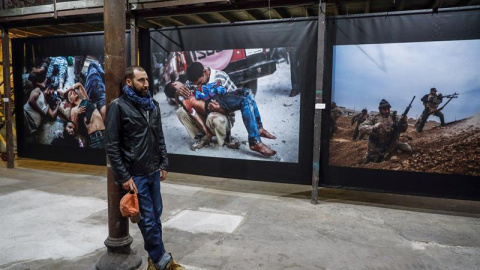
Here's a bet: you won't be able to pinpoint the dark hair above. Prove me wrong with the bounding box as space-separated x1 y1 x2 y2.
28 71 40 84
125 66 146 81
186 62 204 82
164 82 176 99
64 120 75 128
24 79 34 93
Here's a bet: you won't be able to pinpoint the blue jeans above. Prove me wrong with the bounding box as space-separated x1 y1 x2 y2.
133 171 167 265
208 90 263 146
85 61 106 109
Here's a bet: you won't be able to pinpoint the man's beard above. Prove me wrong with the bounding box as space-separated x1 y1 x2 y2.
63 130 76 140
132 85 149 97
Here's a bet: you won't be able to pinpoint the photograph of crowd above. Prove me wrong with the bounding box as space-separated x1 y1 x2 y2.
21 55 106 149
151 47 302 163
329 39 480 176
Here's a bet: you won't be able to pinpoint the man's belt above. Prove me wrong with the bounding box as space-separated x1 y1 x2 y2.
88 130 105 139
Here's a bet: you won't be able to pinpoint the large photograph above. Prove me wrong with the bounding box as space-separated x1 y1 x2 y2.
21 55 106 149
151 48 302 163
329 39 480 176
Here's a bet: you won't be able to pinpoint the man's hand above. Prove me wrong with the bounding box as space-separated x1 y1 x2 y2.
122 178 135 191
207 100 223 113
373 122 384 131
77 106 86 114
83 117 91 130
172 81 190 99
160 169 168 181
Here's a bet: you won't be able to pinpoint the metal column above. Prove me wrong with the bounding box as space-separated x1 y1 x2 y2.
130 16 138 66
96 1 142 269
311 2 326 204
1 27 14 169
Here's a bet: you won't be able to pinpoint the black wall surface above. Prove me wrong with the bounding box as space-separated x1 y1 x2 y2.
322 8 480 200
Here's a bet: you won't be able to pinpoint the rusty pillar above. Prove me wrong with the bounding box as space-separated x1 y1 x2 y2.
130 15 138 66
311 2 326 204
2 27 14 169
96 1 142 269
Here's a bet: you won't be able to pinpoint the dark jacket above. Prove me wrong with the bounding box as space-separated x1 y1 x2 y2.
105 94 168 184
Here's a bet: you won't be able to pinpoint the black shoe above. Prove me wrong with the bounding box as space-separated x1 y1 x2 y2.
289 89 300 97
225 137 241 149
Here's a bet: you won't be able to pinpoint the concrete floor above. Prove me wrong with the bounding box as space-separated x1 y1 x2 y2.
1 158 479 270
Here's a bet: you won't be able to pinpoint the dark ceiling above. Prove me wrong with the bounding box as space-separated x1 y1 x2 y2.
1 0 479 38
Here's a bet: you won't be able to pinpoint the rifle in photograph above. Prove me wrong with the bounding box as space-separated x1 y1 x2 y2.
431 92 459 113
376 96 415 162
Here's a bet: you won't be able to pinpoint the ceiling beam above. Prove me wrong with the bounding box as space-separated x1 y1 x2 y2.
196 13 222 24
10 29 41 37
217 11 238 22
131 0 229 10
43 26 70 34
276 7 292 18
136 0 318 20
213 12 231 22
243 10 261 20
164 16 187 26
146 19 164 27
190 14 209 24
268 7 283 19
33 27 60 35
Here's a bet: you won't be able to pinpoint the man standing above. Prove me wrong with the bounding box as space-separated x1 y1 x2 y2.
105 66 184 270
359 99 412 163
351 108 369 141
416 87 445 132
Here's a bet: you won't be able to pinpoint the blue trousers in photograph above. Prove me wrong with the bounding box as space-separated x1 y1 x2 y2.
208 90 263 146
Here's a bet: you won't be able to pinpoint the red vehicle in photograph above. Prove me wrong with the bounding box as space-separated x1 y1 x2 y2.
185 48 278 95
153 48 286 97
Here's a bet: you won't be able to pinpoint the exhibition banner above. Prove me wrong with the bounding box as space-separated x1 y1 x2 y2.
12 33 127 165
323 9 480 199
148 19 318 183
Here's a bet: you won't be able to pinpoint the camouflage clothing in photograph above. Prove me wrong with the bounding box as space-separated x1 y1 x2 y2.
330 102 344 138
416 88 445 132
359 103 411 163
351 109 369 141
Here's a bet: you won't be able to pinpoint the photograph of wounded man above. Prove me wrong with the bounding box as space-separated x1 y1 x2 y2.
22 55 106 149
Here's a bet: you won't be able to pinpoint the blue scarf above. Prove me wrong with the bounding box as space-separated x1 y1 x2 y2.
123 85 155 111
